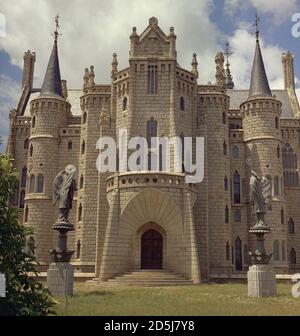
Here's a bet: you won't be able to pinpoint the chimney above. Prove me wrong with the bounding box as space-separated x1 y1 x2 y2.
282 52 295 90
22 50 36 89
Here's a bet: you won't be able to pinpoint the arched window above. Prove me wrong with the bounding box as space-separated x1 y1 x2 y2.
81 140 85 155
273 241 280 261
32 115 36 128
225 205 229 224
27 237 35 257
68 140 73 151
147 64 158 94
288 218 295 234
290 248 296 264
275 116 279 129
232 145 239 158
29 175 35 193
76 240 81 259
226 242 230 261
123 97 128 111
277 145 280 159
223 141 227 156
233 171 241 204
147 117 158 170
281 207 285 225
24 138 29 149
21 166 27 188
37 175 44 193
29 144 33 157
224 175 228 191
222 111 226 124
180 97 185 111
234 209 241 222
282 241 286 261
274 176 279 195
24 205 28 222
78 203 82 222
83 112 87 124
283 143 299 188
19 190 25 208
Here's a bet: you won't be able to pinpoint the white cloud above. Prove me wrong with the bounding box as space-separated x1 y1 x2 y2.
0 74 21 152
224 0 298 23
0 0 222 87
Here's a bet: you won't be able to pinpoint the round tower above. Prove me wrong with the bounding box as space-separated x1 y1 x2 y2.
241 36 287 272
25 33 70 267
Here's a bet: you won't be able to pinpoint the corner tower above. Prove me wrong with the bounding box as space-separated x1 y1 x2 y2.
241 31 288 272
25 18 71 265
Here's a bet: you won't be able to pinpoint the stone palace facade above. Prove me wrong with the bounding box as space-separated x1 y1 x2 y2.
5 17 300 282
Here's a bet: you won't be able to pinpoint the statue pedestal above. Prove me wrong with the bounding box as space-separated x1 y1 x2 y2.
247 264 276 298
47 262 74 297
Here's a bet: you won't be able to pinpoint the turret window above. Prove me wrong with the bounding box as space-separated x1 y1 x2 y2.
275 117 279 129
80 175 84 189
32 116 36 128
24 138 29 149
21 166 27 188
37 175 44 193
123 97 128 111
29 175 35 194
29 144 33 157
222 111 226 124
19 190 25 209
78 203 83 222
180 97 185 111
24 205 28 222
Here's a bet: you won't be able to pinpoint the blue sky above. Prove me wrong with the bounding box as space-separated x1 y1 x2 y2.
0 0 300 152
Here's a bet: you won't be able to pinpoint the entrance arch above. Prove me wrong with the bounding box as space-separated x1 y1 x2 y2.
141 229 163 269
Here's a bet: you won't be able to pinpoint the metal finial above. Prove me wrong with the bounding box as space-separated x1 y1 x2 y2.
252 11 260 42
224 42 233 66
52 14 62 42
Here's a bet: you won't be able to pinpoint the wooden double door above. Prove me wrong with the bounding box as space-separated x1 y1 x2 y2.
141 229 163 269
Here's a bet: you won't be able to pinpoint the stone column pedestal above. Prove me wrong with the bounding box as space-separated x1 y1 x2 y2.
247 264 276 298
47 262 74 297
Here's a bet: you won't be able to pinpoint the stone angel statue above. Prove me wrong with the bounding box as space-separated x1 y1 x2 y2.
53 164 77 223
249 170 272 227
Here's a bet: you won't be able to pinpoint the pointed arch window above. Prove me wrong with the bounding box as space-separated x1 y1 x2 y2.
224 175 228 191
288 218 295 234
225 205 229 224
273 240 279 261
147 65 158 94
21 166 27 188
223 141 227 156
19 190 25 208
80 175 84 189
283 143 299 188
235 237 243 271
290 248 296 265
180 97 185 111
233 171 241 204
29 175 35 194
24 138 29 149
123 97 128 111
76 240 81 259
226 242 230 261
68 140 73 151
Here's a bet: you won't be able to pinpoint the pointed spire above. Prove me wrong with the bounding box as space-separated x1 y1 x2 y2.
111 53 118 78
248 14 272 99
191 53 199 79
224 42 234 89
40 15 63 98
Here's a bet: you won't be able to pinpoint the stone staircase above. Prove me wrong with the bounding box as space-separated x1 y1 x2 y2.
104 270 194 287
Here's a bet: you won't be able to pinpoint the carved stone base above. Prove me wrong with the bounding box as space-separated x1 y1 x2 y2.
47 262 74 297
247 265 276 298
50 248 75 262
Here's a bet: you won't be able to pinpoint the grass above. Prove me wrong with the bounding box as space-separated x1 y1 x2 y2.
54 282 300 316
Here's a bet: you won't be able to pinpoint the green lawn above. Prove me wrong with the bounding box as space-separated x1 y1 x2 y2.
55 282 300 316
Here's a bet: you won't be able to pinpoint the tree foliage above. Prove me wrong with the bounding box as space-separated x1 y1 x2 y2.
0 154 56 316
